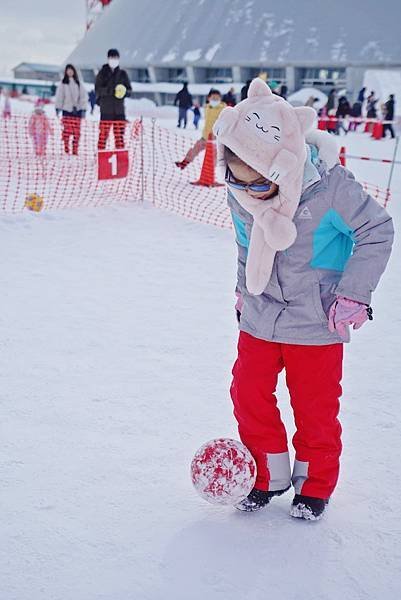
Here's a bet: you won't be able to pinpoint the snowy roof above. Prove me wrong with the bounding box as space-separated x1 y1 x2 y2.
67 0 401 69
13 63 61 73
0 76 56 87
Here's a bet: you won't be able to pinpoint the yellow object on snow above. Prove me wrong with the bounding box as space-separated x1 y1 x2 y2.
25 193 44 212
114 84 127 99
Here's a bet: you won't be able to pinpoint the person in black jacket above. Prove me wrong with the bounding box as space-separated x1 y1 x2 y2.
382 94 395 139
334 95 351 135
95 48 132 150
357 87 366 104
366 91 378 119
222 87 237 107
348 101 363 131
174 82 193 128
240 79 252 101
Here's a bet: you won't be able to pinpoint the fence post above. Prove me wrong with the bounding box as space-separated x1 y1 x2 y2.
385 135 400 207
140 116 145 202
151 117 156 205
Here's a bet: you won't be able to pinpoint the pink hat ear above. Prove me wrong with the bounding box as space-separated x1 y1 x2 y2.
248 78 272 98
213 106 238 137
294 106 316 133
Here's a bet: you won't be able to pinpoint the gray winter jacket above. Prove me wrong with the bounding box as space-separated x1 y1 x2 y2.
55 78 88 114
230 164 394 345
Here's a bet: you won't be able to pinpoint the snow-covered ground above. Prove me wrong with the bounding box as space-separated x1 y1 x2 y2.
1 130 400 600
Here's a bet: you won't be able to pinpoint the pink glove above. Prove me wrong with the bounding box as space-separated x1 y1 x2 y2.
235 291 243 313
328 296 373 339
235 291 243 323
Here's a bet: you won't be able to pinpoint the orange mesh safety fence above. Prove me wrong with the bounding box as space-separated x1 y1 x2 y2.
0 114 144 212
0 115 391 222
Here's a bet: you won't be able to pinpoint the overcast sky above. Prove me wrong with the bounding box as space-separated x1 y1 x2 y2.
0 0 86 74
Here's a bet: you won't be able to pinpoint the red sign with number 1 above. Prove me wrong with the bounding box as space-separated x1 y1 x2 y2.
98 150 129 180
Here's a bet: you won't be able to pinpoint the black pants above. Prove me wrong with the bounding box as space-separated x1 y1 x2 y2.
382 124 395 139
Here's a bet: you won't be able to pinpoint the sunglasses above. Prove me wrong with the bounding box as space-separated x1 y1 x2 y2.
225 166 272 193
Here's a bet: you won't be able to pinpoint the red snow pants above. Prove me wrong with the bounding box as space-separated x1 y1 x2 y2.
231 332 343 499
98 120 126 150
62 116 82 155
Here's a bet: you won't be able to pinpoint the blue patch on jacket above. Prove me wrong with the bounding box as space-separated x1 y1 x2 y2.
231 210 249 248
311 208 355 271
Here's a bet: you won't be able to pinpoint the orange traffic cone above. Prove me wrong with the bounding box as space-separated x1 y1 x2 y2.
339 146 346 167
364 120 374 133
372 121 383 140
191 134 224 187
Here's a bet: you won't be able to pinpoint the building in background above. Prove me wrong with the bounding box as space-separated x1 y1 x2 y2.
13 63 60 82
69 0 401 105
0 76 56 98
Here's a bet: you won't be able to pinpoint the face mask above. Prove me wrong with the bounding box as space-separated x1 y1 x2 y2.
108 58 119 69
209 99 220 108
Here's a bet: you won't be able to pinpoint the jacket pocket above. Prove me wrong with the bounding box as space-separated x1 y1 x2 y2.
313 281 336 323
312 281 330 324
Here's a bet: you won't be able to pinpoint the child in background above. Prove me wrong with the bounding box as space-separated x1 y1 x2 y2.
192 103 201 130
3 92 11 119
213 79 393 520
28 102 53 157
175 89 226 169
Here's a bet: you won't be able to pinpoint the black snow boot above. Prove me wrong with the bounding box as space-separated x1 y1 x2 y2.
175 159 190 170
290 494 329 521
235 486 290 512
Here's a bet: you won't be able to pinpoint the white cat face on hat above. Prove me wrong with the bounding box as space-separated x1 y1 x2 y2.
213 78 315 182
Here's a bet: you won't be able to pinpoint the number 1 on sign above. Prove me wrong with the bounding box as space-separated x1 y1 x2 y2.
108 153 118 176
98 150 129 180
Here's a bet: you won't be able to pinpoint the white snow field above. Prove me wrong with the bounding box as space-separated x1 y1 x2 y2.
1 133 400 600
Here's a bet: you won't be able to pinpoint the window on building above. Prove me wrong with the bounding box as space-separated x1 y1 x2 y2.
300 68 346 87
81 69 95 84
246 67 286 84
205 68 233 83
128 69 150 83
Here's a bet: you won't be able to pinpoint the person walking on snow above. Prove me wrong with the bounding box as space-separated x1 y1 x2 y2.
55 64 87 155
240 79 252 101
174 82 193 128
348 100 363 131
382 94 395 139
2 91 11 119
28 101 53 156
357 86 366 105
95 48 132 150
222 87 237 107
213 78 393 521
175 89 226 169
335 95 351 135
326 88 337 113
192 103 201 130
88 88 96 115
366 91 378 119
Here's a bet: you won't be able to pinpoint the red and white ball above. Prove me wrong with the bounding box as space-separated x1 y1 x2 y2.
191 438 256 506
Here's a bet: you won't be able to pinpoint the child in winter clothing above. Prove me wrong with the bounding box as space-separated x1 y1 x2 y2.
192 103 201 130
2 93 11 119
28 103 53 156
213 79 394 520
175 89 226 169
